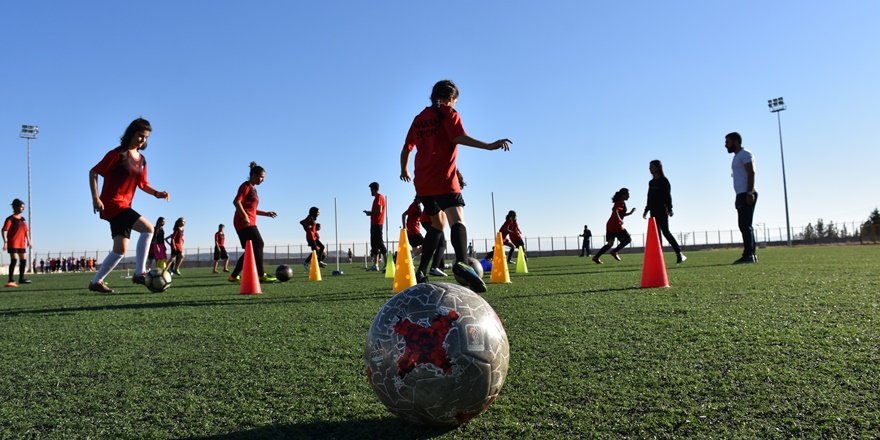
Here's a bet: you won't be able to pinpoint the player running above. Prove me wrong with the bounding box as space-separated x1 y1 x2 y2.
3 199 32 287
593 188 635 264
88 118 170 293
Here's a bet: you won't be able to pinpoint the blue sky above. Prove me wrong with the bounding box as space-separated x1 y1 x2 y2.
1 1 878 254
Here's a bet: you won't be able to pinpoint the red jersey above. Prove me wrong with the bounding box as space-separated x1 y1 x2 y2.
403 201 422 236
371 193 386 225
214 231 225 247
500 219 522 242
171 228 185 252
3 215 28 249
300 215 317 242
233 181 259 231
92 147 149 220
404 106 467 196
606 201 627 234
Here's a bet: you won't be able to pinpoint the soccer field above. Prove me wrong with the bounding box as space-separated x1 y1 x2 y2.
1 246 877 439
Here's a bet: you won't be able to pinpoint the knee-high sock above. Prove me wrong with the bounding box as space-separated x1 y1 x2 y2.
18 259 26 280
8 259 16 282
419 226 442 273
135 232 153 276
450 223 468 263
92 252 124 283
507 246 515 263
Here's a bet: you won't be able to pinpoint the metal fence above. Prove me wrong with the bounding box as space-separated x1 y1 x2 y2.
13 221 878 274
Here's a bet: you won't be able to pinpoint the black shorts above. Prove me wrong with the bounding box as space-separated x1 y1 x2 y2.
170 249 183 258
419 193 465 216
408 231 424 248
107 208 141 239
606 230 631 244
214 246 228 261
8 248 26 255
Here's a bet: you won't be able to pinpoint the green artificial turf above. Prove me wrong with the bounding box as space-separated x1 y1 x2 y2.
0 246 877 439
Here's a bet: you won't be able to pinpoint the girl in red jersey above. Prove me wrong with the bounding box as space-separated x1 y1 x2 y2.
166 217 186 275
593 188 636 264
212 224 230 273
500 210 527 264
3 199 32 287
88 118 170 293
400 80 511 292
300 207 327 268
228 162 278 283
401 196 424 255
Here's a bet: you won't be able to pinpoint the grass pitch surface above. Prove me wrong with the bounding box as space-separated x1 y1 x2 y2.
1 246 877 439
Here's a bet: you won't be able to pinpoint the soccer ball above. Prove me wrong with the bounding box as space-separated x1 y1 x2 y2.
275 264 293 282
365 282 509 426
453 257 484 287
144 268 172 293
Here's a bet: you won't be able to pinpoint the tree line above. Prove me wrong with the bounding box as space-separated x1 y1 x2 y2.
799 208 880 240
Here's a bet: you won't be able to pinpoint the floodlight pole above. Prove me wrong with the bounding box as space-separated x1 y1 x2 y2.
767 98 792 246
19 125 39 273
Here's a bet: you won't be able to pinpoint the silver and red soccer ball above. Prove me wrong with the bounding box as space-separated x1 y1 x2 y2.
364 282 509 426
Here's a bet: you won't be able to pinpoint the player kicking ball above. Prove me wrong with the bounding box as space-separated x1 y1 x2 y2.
400 80 511 293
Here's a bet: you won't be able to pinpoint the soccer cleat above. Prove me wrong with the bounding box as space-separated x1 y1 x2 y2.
365 264 380 272
610 251 621 261
416 270 428 284
318 262 327 268
260 273 278 283
676 254 687 264
732 256 756 265
429 268 448 277
88 281 114 293
212 269 219 274
227 275 241 283
131 274 146 285
452 262 487 293
592 255 603 265
18 279 32 284
223 269 230 272
5 281 18 288
173 270 182 276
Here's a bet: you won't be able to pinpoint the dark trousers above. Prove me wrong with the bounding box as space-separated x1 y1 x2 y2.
652 214 682 254
232 226 265 277
369 225 387 258
579 239 591 256
735 192 758 257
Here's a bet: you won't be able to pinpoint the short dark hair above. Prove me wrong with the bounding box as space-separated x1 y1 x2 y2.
369 182 379 189
726 132 742 144
309 206 319 217
120 118 151 150
11 198 24 209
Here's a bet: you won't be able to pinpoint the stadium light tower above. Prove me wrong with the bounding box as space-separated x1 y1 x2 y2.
767 97 791 246
19 124 39 272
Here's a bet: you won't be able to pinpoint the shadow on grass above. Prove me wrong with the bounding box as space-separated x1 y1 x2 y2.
189 418 454 440
498 285 641 300
0 288 393 317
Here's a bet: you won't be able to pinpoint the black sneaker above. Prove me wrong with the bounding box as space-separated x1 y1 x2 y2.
132 274 146 285
88 281 114 293
732 256 756 265
416 270 428 284
452 262 487 293
18 279 32 284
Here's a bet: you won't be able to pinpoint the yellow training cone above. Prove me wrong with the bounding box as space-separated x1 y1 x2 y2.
384 250 396 278
490 232 511 284
516 246 529 273
393 228 417 293
308 250 322 281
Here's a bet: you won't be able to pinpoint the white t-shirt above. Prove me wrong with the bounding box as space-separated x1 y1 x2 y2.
731 148 755 194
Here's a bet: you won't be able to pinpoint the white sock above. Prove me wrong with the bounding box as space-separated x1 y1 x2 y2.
92 252 124 283
135 232 153 276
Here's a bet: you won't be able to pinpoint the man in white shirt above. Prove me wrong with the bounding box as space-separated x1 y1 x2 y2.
725 132 758 264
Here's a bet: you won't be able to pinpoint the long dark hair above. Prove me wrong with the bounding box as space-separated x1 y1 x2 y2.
430 80 459 121
612 188 629 203
173 218 185 230
120 118 151 151
650 159 665 178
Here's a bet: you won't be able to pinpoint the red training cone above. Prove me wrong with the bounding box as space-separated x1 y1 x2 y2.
240 240 263 295
641 217 670 289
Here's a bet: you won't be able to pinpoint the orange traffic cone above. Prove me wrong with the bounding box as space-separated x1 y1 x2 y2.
641 217 670 288
490 232 511 284
309 250 322 281
393 228 417 293
240 240 262 295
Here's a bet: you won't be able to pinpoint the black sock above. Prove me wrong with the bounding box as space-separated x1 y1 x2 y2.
419 226 442 273
508 246 515 262
9 260 16 282
19 261 25 280
450 223 468 263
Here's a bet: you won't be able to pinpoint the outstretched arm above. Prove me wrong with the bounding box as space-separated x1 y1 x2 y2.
453 135 512 151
